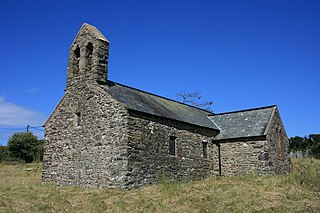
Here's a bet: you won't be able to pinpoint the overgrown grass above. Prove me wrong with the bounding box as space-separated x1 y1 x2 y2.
1 159 319 212
289 158 320 189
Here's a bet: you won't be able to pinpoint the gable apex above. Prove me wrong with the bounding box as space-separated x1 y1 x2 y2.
75 23 109 43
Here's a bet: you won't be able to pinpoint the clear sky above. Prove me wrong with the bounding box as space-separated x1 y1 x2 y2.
0 0 319 145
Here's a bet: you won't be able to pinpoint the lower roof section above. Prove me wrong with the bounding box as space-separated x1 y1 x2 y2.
209 105 276 140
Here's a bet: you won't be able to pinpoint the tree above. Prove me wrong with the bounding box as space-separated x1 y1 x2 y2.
37 139 44 161
289 134 320 159
7 132 42 163
289 136 306 151
176 91 213 112
0 146 10 162
309 134 320 159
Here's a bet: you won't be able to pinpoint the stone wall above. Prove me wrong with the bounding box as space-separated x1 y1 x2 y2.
66 24 109 92
43 85 130 188
211 139 273 176
44 97 290 188
265 109 290 174
125 110 219 187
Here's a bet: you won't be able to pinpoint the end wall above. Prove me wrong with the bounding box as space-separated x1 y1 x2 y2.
265 109 290 174
43 85 130 188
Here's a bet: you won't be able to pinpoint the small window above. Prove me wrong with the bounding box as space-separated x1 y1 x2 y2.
74 46 80 59
75 112 81 127
72 46 80 74
169 136 176 156
86 42 93 57
202 142 208 159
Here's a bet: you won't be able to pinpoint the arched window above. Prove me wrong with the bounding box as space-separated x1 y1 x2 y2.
74 46 80 59
86 42 93 58
71 46 80 74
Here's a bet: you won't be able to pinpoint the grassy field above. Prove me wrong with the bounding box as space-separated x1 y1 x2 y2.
1 159 320 213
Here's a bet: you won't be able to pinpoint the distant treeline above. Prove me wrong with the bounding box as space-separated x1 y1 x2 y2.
289 134 320 159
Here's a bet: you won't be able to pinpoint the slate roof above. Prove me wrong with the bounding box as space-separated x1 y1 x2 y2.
209 106 276 140
100 81 219 130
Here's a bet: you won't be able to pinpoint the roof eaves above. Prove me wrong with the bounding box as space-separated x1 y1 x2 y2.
128 108 220 131
213 135 267 143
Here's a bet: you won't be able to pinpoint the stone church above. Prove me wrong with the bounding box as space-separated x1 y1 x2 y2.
42 23 290 189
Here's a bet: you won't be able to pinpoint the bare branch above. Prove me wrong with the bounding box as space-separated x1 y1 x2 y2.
176 91 213 112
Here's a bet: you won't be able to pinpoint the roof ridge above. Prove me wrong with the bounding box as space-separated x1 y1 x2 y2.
212 105 277 116
104 80 214 115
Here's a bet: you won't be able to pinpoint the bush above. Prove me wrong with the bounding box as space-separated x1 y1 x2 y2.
0 146 9 161
7 132 43 163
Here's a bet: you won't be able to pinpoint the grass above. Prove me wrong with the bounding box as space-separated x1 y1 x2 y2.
0 159 320 213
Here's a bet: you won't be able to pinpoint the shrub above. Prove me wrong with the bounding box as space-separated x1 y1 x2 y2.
7 132 42 163
0 146 20 162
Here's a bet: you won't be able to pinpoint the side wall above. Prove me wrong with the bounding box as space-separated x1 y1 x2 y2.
211 139 273 176
126 111 219 187
43 85 130 188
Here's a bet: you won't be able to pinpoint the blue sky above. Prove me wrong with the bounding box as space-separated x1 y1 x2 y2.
0 0 319 145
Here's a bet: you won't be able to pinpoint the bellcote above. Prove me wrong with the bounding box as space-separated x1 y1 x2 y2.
66 23 109 91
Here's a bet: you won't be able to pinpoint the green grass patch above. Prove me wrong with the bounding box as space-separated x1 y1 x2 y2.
0 159 320 212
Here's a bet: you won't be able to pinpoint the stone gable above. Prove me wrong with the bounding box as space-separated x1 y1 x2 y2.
43 85 130 188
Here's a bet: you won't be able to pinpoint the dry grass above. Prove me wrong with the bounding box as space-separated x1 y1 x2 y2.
1 159 320 213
